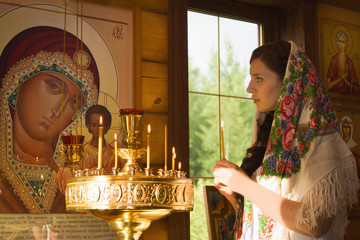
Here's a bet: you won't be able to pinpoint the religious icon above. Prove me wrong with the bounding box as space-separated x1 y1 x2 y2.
340 115 360 177
204 186 236 240
326 26 359 95
0 26 99 213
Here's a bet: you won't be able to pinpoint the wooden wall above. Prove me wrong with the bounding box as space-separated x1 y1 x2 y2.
136 1 170 239
84 0 171 239
138 1 169 239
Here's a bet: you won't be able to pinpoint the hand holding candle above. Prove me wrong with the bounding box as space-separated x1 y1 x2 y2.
172 147 176 170
114 133 118 169
147 124 151 169
221 121 225 159
98 116 103 169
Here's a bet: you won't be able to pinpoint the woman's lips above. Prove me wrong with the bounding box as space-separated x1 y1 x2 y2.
41 116 52 128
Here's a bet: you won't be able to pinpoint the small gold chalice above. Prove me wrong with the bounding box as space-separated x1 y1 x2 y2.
61 135 84 171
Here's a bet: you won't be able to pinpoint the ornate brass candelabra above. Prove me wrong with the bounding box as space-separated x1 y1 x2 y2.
65 110 194 240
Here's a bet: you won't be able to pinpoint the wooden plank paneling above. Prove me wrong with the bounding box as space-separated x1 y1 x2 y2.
84 0 168 13
141 11 168 62
139 112 168 166
142 61 168 78
137 0 168 13
142 77 168 112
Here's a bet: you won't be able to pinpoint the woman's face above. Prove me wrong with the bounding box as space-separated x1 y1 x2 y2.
342 123 351 138
337 36 347 53
16 71 85 141
247 58 283 112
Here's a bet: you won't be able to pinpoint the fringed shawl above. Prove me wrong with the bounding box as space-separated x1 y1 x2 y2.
240 41 359 239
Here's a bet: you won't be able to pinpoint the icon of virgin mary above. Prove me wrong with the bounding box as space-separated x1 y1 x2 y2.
0 26 99 213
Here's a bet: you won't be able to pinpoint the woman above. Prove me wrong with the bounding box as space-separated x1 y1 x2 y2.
0 26 99 213
213 41 359 239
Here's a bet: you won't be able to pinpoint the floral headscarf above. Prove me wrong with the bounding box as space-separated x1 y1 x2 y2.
238 41 359 240
259 41 338 181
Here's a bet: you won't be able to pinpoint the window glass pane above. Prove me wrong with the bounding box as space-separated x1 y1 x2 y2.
188 11 218 94
220 97 256 165
219 18 258 98
189 93 219 177
188 10 259 240
190 178 213 240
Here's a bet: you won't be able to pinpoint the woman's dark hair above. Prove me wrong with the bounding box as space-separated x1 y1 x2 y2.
236 111 274 203
240 111 274 177
85 104 112 127
250 41 291 81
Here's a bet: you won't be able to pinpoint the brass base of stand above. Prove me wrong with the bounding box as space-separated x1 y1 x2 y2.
89 209 171 240
66 175 193 239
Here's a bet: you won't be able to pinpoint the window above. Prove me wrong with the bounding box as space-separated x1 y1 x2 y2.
168 1 280 239
188 11 259 240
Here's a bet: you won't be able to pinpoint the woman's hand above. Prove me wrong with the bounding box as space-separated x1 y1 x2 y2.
212 159 249 192
213 180 234 199
212 159 249 211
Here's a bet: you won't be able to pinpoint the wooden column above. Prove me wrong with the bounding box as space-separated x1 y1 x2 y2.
167 0 190 239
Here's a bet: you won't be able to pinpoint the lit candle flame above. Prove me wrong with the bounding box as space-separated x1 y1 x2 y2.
100 115 103 125
178 161 181 171
148 124 151 134
221 121 224 128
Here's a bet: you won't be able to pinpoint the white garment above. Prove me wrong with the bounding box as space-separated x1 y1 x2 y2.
248 133 359 240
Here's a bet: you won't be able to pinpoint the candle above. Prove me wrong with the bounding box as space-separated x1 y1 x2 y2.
164 124 167 171
114 133 118 169
147 124 151 169
98 116 103 169
221 121 225 159
172 147 176 170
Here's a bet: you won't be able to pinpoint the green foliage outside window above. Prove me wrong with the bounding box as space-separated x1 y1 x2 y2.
189 41 255 240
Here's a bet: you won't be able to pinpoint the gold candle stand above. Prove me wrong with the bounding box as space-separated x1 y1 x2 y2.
65 109 194 240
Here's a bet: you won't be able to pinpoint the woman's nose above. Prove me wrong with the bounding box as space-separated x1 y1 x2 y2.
246 80 255 93
50 98 62 119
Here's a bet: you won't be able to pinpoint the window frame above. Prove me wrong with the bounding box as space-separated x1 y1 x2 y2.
167 0 281 239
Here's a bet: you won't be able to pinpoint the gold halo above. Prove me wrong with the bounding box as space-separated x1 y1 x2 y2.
331 24 353 54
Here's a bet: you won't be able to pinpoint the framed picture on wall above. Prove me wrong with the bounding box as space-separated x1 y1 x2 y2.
334 104 360 177
318 4 360 103
204 185 236 240
0 0 140 238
